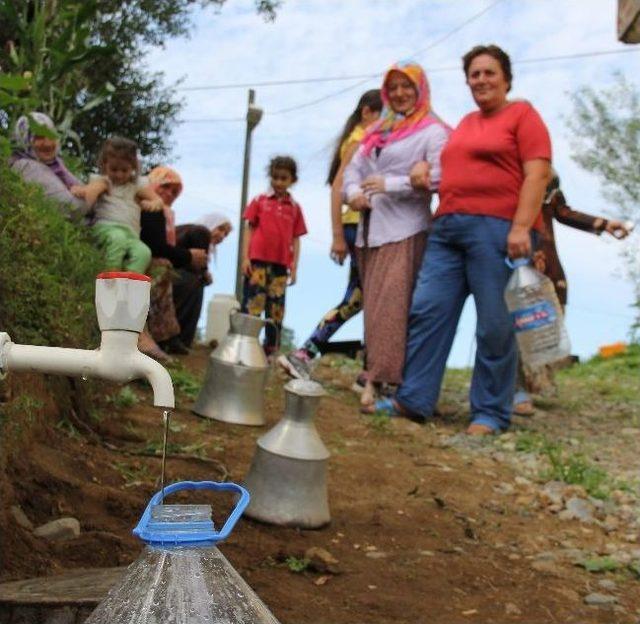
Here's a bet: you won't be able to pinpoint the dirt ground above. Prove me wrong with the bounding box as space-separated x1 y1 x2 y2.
1 347 639 623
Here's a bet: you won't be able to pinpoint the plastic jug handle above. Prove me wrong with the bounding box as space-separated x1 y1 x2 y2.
133 480 250 544
504 257 530 270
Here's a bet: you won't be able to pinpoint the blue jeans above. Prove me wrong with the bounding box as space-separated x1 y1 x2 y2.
396 214 534 431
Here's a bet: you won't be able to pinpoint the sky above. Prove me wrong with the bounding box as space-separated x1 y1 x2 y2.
146 0 640 367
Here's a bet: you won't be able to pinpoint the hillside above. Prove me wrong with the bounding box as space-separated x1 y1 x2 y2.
1 340 639 623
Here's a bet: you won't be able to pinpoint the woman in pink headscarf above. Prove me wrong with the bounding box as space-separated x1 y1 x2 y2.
140 166 208 357
342 60 450 408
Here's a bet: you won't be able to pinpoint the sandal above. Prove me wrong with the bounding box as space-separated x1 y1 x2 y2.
361 397 426 424
513 400 535 416
466 423 495 436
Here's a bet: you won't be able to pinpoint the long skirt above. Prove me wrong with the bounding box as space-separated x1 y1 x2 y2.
357 231 427 384
148 258 181 343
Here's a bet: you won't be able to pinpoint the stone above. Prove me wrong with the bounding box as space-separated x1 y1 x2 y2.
559 497 595 524
601 515 619 533
9 505 33 531
504 602 522 616
33 518 80 542
304 547 340 574
584 592 617 606
597 579 617 591
539 481 566 506
493 482 514 495
530 560 564 577
365 551 388 559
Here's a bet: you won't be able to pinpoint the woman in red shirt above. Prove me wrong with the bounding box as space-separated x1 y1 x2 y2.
384 45 552 434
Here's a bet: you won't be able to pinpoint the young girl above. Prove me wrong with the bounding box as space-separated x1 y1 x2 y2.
241 156 307 355
72 137 163 273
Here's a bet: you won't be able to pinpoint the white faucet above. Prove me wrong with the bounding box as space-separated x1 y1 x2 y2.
0 272 174 409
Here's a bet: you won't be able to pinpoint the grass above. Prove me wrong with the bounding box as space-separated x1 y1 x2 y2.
557 344 640 412
109 386 139 409
512 430 630 500
167 362 201 400
141 438 208 458
111 461 152 487
285 556 310 573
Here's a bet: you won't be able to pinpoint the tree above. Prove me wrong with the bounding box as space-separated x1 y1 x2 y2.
567 73 640 336
0 0 280 168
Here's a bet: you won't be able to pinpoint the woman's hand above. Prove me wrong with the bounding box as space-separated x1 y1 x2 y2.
507 223 532 259
605 220 631 239
288 266 297 286
189 248 208 270
410 161 431 190
70 185 86 199
349 194 371 212
242 257 253 277
330 234 348 265
140 197 165 212
361 175 385 195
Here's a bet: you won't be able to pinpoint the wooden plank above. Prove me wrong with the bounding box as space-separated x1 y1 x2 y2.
0 568 127 606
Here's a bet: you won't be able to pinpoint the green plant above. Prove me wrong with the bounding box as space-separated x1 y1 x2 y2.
168 363 201 400
577 557 621 573
285 556 310 573
110 386 139 409
366 411 392 434
542 447 609 499
111 461 152 487
141 439 208 458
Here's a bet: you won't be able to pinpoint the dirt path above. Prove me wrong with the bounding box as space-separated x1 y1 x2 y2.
3 347 639 623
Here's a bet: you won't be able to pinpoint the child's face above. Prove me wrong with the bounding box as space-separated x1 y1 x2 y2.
271 168 295 196
105 157 135 186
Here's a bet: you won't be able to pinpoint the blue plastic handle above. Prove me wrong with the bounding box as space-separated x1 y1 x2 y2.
133 480 250 545
504 257 530 270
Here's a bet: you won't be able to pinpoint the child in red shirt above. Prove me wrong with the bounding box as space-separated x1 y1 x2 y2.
241 156 307 355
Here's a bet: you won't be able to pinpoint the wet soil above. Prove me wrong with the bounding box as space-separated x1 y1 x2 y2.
1 347 639 623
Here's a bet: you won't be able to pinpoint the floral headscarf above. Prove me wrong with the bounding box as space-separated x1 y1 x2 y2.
11 112 78 189
360 61 450 157
148 166 184 245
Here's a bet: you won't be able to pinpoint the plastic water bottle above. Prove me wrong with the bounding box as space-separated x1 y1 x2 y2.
85 481 281 624
504 258 571 369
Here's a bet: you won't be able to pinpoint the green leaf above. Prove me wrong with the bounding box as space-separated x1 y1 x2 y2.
0 74 31 91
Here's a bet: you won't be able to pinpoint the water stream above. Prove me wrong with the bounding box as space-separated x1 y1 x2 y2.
160 409 171 502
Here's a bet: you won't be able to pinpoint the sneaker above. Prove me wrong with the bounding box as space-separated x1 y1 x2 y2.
277 350 312 380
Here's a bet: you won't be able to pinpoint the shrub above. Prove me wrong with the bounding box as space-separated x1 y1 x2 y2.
0 163 102 347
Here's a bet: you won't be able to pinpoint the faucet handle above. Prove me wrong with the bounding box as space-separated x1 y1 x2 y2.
95 272 151 333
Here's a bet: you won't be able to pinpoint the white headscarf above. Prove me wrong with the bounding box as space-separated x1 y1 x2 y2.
196 212 232 231
195 212 233 259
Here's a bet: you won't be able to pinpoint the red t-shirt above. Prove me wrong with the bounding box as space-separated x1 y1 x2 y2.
437 101 552 230
244 191 307 267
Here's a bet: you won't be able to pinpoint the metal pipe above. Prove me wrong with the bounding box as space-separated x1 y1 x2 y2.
234 89 263 302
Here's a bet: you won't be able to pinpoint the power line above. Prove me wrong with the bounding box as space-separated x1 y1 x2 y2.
181 0 505 123
176 46 639 96
180 47 640 123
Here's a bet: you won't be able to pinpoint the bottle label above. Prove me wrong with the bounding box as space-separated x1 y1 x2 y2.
511 301 557 332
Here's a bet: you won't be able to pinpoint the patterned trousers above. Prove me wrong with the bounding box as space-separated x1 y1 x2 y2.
302 224 362 356
241 260 288 354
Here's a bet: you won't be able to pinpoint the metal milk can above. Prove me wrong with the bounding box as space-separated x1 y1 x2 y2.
243 379 330 528
193 312 268 426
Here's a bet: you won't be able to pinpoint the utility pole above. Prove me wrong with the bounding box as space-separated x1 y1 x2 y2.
235 89 263 302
